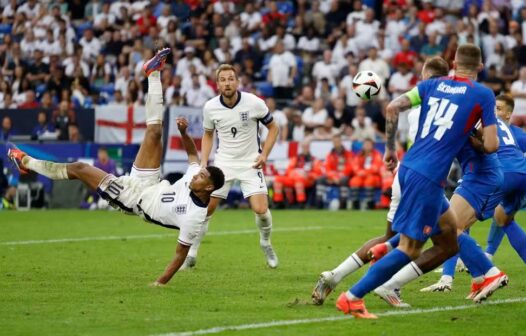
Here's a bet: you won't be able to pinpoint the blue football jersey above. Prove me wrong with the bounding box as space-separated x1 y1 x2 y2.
510 124 526 152
496 118 526 173
456 143 500 175
402 76 497 185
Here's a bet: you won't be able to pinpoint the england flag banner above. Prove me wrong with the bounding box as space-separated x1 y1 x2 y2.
95 104 147 144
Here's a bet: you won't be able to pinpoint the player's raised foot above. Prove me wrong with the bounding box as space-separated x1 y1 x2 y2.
261 244 278 268
6 143 29 174
374 286 411 308
336 292 377 319
420 278 452 292
367 242 389 264
179 256 196 270
465 281 484 300
143 48 171 76
473 272 509 303
312 271 336 305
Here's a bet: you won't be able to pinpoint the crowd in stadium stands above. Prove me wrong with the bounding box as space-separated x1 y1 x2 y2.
1 0 526 209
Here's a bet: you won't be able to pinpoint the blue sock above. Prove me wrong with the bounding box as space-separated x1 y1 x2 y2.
350 248 411 298
387 233 400 248
458 233 493 277
486 219 505 256
442 254 459 278
503 220 526 263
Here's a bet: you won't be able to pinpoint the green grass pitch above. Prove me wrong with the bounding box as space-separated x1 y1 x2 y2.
1 210 525 335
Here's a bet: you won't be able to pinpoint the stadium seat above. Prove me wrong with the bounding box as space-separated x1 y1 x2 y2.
255 81 273 97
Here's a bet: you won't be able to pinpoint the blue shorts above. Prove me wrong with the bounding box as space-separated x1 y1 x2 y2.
392 166 450 242
454 169 504 221
500 172 526 215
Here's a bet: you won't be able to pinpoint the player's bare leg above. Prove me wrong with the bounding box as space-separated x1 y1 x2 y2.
8 144 108 190
312 221 395 305
249 193 278 268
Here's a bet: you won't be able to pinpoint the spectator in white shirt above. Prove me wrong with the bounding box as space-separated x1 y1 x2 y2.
16 0 40 19
482 20 508 63
302 98 328 132
114 66 132 99
297 26 320 53
38 29 60 58
94 2 116 30
240 3 262 32
312 50 339 87
182 74 215 108
358 47 390 84
175 46 205 78
425 7 447 36
20 30 37 58
511 67 526 127
351 105 376 142
354 8 380 52
268 40 297 101
79 29 101 62
385 8 407 54
157 5 176 30
213 38 232 64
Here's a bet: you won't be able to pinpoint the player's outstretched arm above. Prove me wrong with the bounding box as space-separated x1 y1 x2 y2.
482 124 499 153
200 129 214 167
385 94 412 170
153 242 191 285
254 120 279 169
176 117 199 164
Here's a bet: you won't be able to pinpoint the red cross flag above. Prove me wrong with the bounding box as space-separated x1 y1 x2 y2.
95 104 147 144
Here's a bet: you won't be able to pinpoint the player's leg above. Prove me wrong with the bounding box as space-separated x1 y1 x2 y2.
134 48 171 170
376 208 458 305
8 144 108 190
486 218 505 257
495 203 526 263
248 193 278 268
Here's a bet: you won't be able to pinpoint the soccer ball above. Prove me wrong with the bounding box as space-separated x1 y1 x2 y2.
352 71 382 100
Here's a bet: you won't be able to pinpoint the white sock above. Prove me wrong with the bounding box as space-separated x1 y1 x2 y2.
146 71 164 125
382 262 423 290
187 216 210 258
346 291 359 300
440 275 453 283
472 275 484 284
256 209 272 246
484 266 500 278
22 156 68 180
332 253 364 284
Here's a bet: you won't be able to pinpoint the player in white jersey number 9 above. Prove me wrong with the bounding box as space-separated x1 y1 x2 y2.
181 64 281 270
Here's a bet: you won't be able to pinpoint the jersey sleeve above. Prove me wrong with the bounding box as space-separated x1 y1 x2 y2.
202 104 215 130
181 162 201 182
254 96 273 125
177 219 202 246
511 125 526 152
480 89 497 127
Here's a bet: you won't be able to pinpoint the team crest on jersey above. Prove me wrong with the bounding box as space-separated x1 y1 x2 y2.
239 111 249 126
175 204 187 214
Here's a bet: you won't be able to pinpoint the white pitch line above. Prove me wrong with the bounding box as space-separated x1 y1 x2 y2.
0 226 329 246
153 297 526 336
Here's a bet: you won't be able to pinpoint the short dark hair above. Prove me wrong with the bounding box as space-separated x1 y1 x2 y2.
206 166 225 191
424 56 449 77
496 94 515 111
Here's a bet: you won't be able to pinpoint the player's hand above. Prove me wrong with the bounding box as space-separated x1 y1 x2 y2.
176 117 189 134
253 154 267 169
149 281 166 288
383 149 398 172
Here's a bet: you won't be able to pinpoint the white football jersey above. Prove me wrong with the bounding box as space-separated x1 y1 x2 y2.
407 106 420 143
138 163 207 246
203 92 273 168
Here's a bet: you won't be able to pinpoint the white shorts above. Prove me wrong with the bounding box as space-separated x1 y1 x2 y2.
386 171 401 223
212 165 268 199
97 166 161 215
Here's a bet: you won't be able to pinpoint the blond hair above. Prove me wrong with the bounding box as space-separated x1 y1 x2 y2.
215 64 237 81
